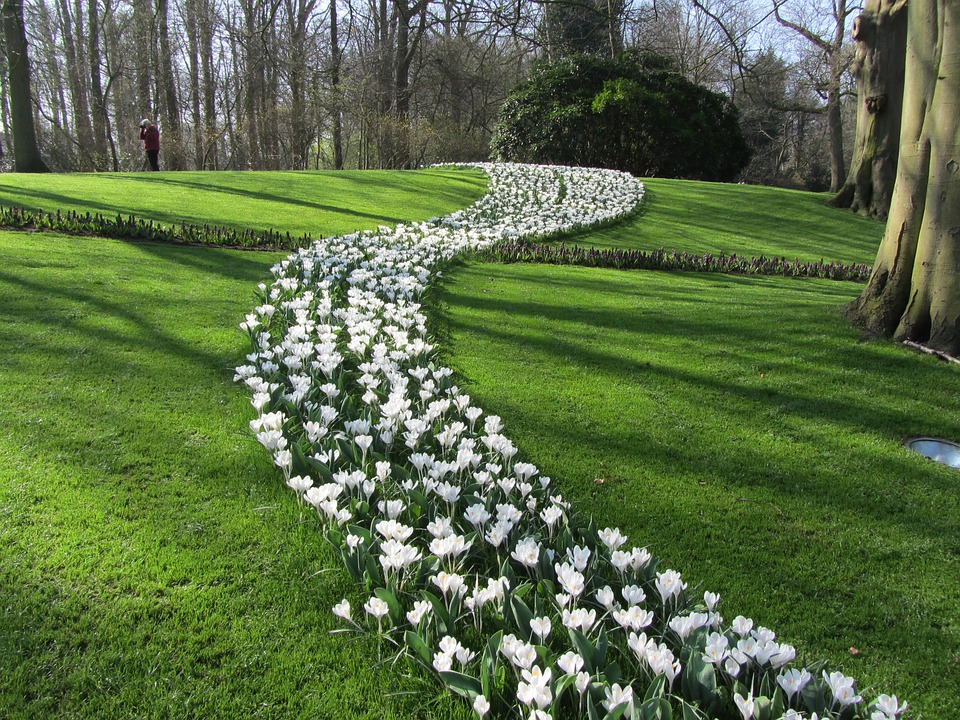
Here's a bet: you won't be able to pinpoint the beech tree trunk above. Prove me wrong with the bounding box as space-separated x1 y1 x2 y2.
330 0 343 170
2 0 50 171
831 0 907 219
849 0 960 355
157 0 183 169
57 0 96 168
87 0 109 169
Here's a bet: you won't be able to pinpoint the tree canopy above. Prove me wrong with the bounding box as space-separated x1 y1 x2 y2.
491 53 751 182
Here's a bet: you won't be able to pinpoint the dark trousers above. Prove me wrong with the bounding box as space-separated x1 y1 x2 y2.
146 150 159 171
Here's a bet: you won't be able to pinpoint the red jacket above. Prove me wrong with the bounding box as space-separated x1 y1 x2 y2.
140 125 160 151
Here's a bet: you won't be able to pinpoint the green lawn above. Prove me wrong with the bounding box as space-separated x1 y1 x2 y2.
437 191 958 717
0 167 487 237
568 178 883 265
2 169 952 718
0 168 483 720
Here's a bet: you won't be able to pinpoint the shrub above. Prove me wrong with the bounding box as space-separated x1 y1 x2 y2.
491 54 751 182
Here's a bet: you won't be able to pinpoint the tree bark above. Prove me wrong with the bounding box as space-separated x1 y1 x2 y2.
57 0 96 168
132 0 153 121
157 0 183 169
186 0 204 168
330 0 343 169
200 0 217 168
831 0 907 219
2 0 50 171
88 0 112 169
286 0 316 169
849 0 960 356
242 0 262 169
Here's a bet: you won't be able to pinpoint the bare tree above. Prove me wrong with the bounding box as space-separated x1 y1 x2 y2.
2 0 50 170
773 0 857 193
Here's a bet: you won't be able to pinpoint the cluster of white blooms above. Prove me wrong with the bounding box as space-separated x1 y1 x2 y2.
236 163 904 720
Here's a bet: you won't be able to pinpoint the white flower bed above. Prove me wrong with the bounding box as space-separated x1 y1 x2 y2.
235 163 905 720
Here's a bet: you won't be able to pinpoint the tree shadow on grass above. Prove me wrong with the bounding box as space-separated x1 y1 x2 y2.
436 264 960 541
435 262 960 715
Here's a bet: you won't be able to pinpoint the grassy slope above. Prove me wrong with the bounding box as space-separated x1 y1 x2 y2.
0 167 487 237
438 185 958 717
3 169 951 717
0 169 484 720
569 178 883 265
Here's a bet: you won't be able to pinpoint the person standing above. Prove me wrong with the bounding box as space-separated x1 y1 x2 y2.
139 119 160 171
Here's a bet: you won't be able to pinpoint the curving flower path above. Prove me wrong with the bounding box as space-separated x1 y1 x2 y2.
235 164 903 720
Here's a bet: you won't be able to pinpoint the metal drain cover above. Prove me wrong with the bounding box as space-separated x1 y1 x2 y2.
905 437 960 469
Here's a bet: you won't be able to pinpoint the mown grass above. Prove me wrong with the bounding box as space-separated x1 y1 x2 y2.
437 186 958 717
566 178 883 265
0 169 484 720
0 167 487 237
3 169 950 718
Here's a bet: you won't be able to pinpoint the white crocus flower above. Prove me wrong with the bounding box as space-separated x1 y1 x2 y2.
363 597 389 619
406 600 431 625
566 545 591 571
464 503 492 528
596 585 616 610
554 562 585 597
432 652 453 673
512 537 541 568
702 632 729 664
824 670 862 707
286 474 313 495
724 655 742 677
529 616 551 641
575 671 591 696
603 683 633 715
622 585 645 605
556 651 584 675
704 591 720 610
473 695 490 718
732 615 754 636
598 527 627 550
517 666 553 710
332 599 351 621
655 569 687 604
873 694 908 718
777 668 812 702
734 691 755 720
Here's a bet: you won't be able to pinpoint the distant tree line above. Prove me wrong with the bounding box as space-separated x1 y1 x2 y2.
0 0 858 189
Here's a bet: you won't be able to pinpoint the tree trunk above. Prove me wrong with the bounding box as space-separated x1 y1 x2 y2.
157 0 183 169
330 0 343 169
825 82 845 193
2 0 50 171
132 0 153 121
242 0 261 169
186 0 203 168
261 18 280 169
848 0 960 356
393 0 426 169
831 0 907 219
287 0 316 169
393 0 412 169
88 0 110 170
57 0 96 168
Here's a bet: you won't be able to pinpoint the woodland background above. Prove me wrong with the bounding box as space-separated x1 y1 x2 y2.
0 0 860 187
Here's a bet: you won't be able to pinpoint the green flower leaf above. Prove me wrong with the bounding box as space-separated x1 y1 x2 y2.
438 670 482 700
